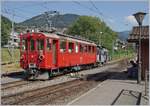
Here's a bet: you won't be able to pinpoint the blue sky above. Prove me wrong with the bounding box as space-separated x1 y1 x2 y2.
1 0 149 32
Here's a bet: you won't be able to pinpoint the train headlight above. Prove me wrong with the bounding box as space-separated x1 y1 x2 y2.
39 55 44 61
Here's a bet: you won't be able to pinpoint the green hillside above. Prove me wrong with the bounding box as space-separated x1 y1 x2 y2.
18 13 79 28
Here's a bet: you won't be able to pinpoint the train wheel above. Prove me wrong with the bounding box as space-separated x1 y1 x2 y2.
32 69 40 80
24 71 31 80
48 71 54 79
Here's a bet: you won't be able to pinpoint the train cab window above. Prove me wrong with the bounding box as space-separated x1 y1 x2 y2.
79 44 84 53
22 39 27 51
30 39 35 51
68 42 74 53
47 38 51 51
60 40 66 52
75 43 79 53
37 39 44 50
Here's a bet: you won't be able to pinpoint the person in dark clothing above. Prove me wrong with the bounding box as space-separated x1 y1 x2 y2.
127 60 138 78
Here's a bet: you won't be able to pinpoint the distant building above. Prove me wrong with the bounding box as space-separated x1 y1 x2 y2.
3 32 20 48
9 32 20 47
128 26 149 80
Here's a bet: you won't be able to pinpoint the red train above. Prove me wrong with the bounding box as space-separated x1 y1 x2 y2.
20 31 97 79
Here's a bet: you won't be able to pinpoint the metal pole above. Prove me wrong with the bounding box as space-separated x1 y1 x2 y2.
50 21 52 31
145 70 148 96
112 40 114 57
99 33 101 45
137 24 142 84
10 10 15 62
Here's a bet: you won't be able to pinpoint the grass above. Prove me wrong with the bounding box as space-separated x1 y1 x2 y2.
1 63 21 73
111 49 135 60
1 48 21 72
1 48 20 63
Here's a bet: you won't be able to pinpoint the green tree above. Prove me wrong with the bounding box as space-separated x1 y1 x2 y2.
67 16 117 50
1 15 12 46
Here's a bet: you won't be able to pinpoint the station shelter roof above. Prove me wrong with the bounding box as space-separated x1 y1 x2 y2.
127 26 149 42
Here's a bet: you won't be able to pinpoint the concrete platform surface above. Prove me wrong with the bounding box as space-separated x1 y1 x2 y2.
68 79 149 105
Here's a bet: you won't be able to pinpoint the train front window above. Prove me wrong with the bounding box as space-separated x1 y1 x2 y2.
30 39 35 51
47 38 51 51
37 39 44 50
22 39 27 51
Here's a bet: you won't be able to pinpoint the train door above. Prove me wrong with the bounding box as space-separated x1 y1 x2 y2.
52 40 58 66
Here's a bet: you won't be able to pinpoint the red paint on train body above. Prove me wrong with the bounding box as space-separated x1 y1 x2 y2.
20 32 97 71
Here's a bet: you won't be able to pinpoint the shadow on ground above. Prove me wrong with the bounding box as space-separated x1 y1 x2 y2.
2 68 136 81
1 71 25 79
85 69 137 82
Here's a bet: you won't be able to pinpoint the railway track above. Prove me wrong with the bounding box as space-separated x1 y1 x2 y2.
1 58 128 105
2 80 29 90
1 80 43 91
2 71 109 105
2 79 95 105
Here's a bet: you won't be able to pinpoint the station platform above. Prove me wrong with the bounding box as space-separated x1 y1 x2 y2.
68 79 149 105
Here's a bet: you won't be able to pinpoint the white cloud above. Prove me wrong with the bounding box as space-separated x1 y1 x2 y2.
125 15 137 25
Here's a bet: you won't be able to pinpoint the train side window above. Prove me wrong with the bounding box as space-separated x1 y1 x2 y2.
37 39 44 50
22 39 27 51
84 45 88 52
47 38 51 51
88 45 91 53
60 40 66 52
30 39 35 51
68 42 74 53
80 44 84 53
92 46 95 53
75 42 79 53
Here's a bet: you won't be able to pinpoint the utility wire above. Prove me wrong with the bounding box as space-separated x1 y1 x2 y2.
73 1 110 26
2 8 31 19
74 1 126 29
89 0 115 27
2 10 27 19
89 0 104 21
73 1 100 15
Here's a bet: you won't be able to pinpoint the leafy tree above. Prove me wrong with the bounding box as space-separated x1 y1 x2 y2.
1 15 12 46
67 16 117 50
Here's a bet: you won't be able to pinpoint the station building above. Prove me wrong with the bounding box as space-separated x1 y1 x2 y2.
128 25 149 80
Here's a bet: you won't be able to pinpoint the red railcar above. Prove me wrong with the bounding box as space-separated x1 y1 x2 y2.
20 31 97 79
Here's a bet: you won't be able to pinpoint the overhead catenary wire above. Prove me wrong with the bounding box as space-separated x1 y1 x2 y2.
89 0 104 22
89 0 117 28
73 1 127 29
73 1 110 23
2 8 31 19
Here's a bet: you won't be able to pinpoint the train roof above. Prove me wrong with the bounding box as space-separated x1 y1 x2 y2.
42 32 96 46
21 31 96 46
